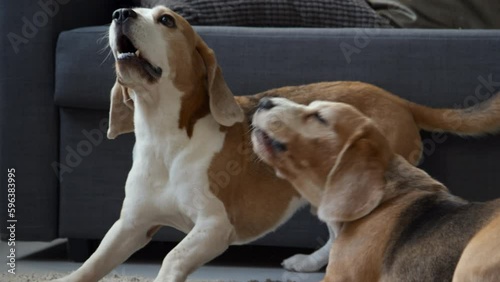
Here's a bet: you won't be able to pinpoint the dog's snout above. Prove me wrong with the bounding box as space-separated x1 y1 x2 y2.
113 8 137 24
258 98 275 110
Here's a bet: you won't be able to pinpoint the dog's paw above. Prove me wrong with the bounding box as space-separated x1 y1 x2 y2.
282 253 325 272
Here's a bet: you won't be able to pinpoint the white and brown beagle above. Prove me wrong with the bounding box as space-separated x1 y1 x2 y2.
57 6 500 282
251 98 500 282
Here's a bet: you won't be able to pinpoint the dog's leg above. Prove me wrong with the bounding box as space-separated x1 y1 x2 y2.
154 216 233 282
282 223 338 272
57 218 157 282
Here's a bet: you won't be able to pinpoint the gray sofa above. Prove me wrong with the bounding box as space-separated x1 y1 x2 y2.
2 0 500 261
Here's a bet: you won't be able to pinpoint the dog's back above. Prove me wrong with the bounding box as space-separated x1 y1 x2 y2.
383 194 500 281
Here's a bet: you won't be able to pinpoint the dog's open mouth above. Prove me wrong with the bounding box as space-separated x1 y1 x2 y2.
254 128 288 155
116 34 163 79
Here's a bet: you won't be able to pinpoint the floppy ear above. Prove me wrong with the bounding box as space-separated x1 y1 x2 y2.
196 36 244 126
318 125 391 222
107 81 134 139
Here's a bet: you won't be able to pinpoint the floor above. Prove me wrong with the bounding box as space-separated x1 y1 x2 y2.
0 239 325 281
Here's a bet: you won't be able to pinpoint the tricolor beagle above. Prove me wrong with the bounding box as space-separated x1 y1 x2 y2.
251 98 500 282
57 6 500 282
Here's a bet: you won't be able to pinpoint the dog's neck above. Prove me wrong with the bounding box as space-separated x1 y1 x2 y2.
335 156 455 240
130 80 183 139
383 155 449 198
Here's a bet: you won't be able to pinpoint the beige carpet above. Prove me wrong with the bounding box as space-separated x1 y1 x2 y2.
0 273 153 282
0 272 154 282
0 273 277 282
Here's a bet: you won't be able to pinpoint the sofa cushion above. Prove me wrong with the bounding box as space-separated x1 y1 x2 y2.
140 0 391 28
55 26 500 110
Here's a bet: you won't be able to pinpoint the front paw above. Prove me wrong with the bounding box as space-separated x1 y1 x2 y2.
282 253 324 272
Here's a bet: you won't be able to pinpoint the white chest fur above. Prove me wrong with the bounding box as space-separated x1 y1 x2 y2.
121 84 228 234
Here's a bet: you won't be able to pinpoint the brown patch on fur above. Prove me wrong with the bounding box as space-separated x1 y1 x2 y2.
409 92 500 135
164 9 242 137
324 190 431 282
207 119 300 242
383 156 449 195
178 86 210 138
453 207 500 282
159 10 211 138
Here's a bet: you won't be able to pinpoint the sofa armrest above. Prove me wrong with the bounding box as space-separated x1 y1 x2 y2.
0 0 131 241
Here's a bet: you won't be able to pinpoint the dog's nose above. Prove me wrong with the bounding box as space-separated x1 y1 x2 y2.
258 98 275 110
113 8 137 24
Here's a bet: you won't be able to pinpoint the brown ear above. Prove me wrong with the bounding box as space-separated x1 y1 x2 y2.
318 125 391 222
196 36 244 126
107 81 134 139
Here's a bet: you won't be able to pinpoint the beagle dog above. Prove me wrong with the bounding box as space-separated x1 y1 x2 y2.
57 6 500 282
251 98 500 282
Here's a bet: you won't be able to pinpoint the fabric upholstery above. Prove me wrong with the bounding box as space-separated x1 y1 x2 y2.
369 0 500 28
56 26 500 109
141 0 391 27
0 0 128 241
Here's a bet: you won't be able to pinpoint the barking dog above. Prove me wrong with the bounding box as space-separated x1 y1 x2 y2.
252 98 500 281
58 6 500 282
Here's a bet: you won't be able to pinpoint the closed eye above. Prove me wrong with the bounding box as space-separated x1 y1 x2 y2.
311 112 328 125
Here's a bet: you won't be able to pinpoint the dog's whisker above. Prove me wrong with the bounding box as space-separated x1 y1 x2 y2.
97 31 110 45
100 49 113 66
245 126 255 135
98 44 110 55
97 32 110 54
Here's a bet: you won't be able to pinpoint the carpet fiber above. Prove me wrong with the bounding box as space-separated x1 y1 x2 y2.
0 273 276 282
0 272 154 282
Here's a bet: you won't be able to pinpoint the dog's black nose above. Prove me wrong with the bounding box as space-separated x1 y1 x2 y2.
113 8 137 24
258 98 275 110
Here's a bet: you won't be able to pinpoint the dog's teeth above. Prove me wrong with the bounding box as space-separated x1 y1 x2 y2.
118 52 135 60
135 50 141 57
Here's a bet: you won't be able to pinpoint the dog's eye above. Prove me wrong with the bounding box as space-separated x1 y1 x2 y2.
312 112 328 125
159 15 176 28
